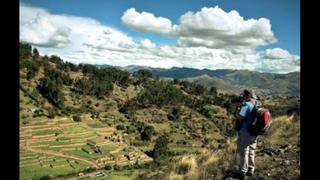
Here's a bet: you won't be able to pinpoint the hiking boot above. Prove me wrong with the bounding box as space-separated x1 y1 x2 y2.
246 168 254 176
246 171 254 176
233 172 245 180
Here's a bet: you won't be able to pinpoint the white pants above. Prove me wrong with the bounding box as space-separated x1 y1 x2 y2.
237 132 257 174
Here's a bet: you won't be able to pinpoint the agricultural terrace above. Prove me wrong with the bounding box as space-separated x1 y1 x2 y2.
20 118 152 179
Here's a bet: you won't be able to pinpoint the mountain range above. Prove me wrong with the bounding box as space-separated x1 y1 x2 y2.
95 65 300 97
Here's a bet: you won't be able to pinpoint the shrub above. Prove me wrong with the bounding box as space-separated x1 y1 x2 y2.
72 115 81 122
116 124 125 130
168 107 180 121
125 125 137 134
104 165 113 170
140 125 155 141
47 108 56 119
152 134 169 159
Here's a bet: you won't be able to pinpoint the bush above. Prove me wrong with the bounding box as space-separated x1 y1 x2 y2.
72 115 81 122
116 124 125 130
104 165 113 170
168 107 180 121
125 125 137 134
152 135 169 159
47 108 56 119
140 125 155 141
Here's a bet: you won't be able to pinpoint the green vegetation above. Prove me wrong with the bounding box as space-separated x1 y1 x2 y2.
37 77 65 108
19 43 300 179
140 125 155 141
72 115 81 122
152 135 169 160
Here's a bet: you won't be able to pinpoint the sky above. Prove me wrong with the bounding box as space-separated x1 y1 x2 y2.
19 0 300 74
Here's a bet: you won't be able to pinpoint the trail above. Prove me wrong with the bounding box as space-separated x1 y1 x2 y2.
25 140 99 168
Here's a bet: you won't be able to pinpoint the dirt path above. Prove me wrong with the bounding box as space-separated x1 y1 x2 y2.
25 140 99 168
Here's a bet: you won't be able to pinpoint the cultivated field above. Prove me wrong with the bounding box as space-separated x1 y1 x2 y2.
20 117 152 180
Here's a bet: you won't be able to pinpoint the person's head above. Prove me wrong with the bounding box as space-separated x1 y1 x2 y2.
243 89 252 100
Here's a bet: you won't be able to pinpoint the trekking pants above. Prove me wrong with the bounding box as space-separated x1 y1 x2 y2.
236 132 257 174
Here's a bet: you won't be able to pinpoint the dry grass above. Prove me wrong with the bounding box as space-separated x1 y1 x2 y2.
264 115 300 145
165 115 300 179
166 138 238 180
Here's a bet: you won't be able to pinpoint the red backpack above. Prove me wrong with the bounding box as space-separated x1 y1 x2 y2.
247 99 272 135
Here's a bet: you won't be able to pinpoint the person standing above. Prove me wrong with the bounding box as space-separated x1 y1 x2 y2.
235 89 259 179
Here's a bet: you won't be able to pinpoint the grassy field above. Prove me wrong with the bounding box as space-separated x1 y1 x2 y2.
64 125 87 133
20 155 89 180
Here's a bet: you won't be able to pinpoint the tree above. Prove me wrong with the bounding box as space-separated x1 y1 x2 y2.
49 55 63 65
19 43 32 60
82 64 97 74
140 125 155 141
152 135 169 159
167 107 180 121
136 80 184 107
20 59 40 80
73 77 113 98
33 48 39 59
134 69 153 84
209 86 218 97
37 77 65 108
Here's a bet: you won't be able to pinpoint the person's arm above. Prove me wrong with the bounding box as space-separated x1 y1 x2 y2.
237 104 249 122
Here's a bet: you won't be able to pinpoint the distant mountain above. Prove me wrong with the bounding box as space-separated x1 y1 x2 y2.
181 72 300 97
95 65 300 97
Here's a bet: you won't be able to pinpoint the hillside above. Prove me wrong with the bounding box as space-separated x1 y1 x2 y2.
118 65 300 97
19 43 300 180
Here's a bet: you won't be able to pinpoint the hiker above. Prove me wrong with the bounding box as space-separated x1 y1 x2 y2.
235 89 259 179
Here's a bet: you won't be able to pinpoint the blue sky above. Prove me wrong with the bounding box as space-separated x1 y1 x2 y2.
20 0 300 73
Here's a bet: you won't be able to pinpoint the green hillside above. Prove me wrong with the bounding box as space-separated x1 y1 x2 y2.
19 43 300 180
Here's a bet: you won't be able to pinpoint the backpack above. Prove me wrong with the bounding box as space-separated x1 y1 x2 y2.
247 99 272 136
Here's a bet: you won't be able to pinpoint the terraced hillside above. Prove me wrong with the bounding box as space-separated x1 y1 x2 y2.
20 117 152 179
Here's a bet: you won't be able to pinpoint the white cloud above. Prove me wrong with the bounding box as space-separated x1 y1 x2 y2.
174 6 277 49
263 48 293 59
121 6 277 50
121 8 172 34
20 3 136 50
140 39 156 48
20 4 299 74
20 5 71 48
255 48 300 73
